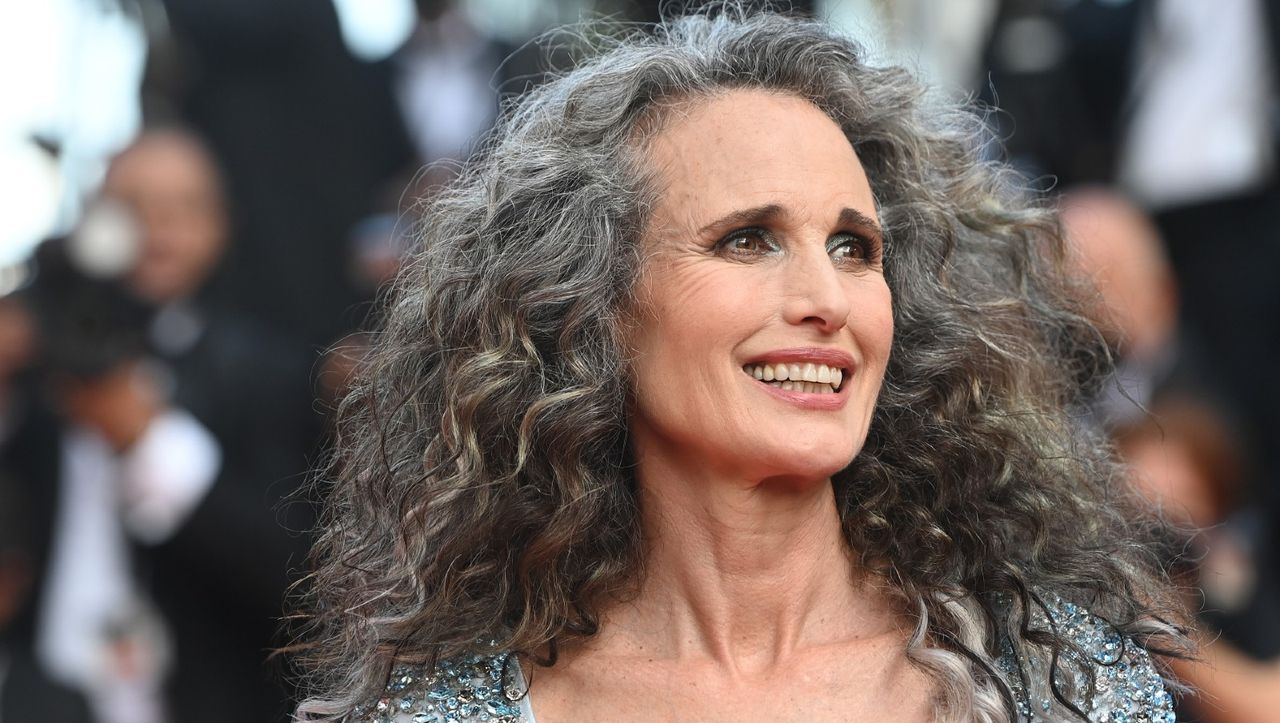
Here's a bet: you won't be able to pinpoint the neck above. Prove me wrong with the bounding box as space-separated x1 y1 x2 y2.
597 450 897 675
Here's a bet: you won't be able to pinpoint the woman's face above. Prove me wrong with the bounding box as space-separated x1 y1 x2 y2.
628 90 894 484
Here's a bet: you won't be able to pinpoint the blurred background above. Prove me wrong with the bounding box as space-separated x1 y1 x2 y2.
0 0 1277 721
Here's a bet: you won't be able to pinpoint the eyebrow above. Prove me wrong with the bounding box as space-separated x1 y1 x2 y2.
697 203 884 241
837 207 884 242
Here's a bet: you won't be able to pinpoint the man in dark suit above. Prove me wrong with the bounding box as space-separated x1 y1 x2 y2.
4 128 319 723
96 128 319 723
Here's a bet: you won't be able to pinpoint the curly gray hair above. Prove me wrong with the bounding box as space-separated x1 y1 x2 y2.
290 7 1189 721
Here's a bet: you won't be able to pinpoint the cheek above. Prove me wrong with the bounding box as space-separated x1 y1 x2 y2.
630 319 713 413
626 261 758 423
870 306 895 367
633 257 752 358
851 279 895 368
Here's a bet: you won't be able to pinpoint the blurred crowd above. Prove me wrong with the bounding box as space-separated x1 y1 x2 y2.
977 2 1280 720
0 3 517 720
0 0 1277 721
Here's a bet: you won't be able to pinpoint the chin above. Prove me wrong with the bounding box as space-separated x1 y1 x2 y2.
747 441 859 484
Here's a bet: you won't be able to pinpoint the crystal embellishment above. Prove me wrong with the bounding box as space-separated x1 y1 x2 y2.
997 595 1178 721
352 642 524 723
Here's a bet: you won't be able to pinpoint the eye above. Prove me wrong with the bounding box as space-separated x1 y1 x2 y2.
828 233 879 266
716 227 779 258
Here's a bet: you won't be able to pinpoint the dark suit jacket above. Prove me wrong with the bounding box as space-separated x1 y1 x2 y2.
141 306 318 723
0 647 93 723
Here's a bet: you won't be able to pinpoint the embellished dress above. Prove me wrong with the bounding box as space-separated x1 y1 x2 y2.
351 598 1176 723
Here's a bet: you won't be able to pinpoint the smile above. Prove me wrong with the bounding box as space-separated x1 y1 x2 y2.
741 362 845 395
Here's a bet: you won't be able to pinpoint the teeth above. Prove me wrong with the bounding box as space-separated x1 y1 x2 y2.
742 361 845 393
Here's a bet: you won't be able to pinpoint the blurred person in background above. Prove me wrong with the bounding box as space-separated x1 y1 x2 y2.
0 470 92 722
152 0 416 350
0 249 206 723
979 0 1147 186
95 127 318 722
26 268 195 723
979 0 1280 592
1123 396 1280 721
98 128 318 493
1116 2 1280 572
1062 187 1280 722
0 289 95 722
1 125 321 722
1059 187 1208 425
393 0 508 168
1114 397 1268 644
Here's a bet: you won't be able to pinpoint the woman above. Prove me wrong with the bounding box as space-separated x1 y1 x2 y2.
292 9 1190 722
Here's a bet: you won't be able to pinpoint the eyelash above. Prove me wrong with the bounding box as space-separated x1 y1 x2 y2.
716 227 881 266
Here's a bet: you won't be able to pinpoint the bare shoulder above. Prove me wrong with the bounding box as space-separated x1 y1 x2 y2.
997 594 1178 722
347 644 529 723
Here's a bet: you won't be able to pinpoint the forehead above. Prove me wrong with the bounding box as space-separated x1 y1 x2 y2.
642 89 876 229
105 134 221 198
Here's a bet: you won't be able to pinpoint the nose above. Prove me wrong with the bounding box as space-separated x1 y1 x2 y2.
780 245 850 334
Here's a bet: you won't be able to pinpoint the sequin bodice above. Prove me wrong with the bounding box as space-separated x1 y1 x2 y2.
351 640 528 723
997 598 1176 722
352 599 1175 723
